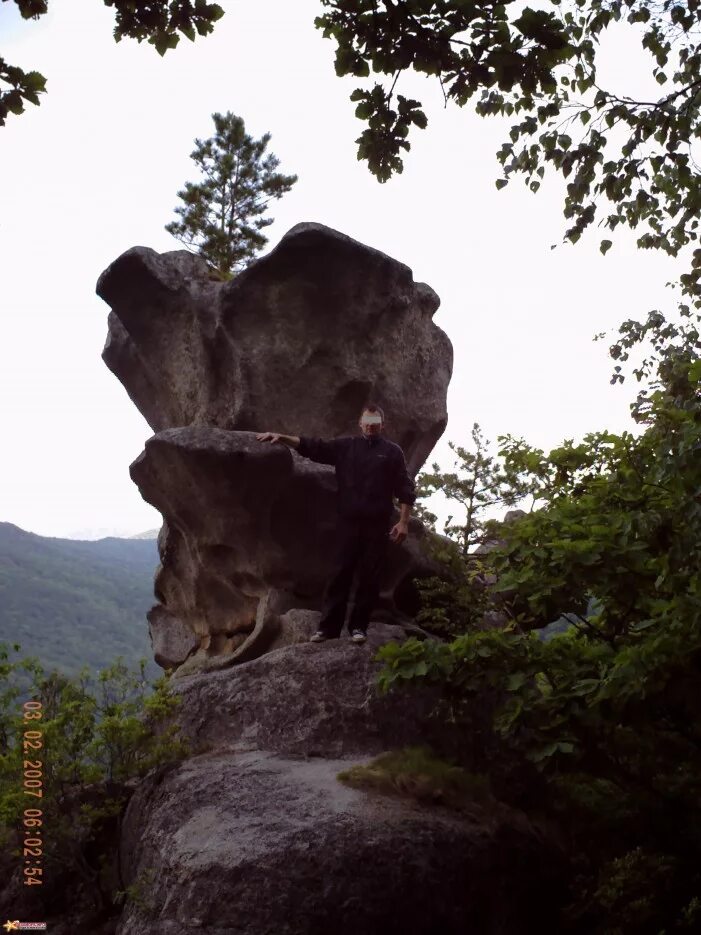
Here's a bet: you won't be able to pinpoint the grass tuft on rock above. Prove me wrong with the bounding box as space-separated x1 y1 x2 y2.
337 745 491 810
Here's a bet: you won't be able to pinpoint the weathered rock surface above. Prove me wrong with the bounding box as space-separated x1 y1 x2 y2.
116 748 563 935
168 620 445 754
130 427 445 672
113 630 566 935
97 223 454 674
97 222 452 476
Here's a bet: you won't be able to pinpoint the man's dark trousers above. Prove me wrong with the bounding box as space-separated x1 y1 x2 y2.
318 514 390 637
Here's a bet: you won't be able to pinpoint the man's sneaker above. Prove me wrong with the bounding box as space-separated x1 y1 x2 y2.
310 630 328 643
350 629 367 644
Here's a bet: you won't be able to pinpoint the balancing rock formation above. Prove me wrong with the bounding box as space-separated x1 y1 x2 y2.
97 222 454 675
75 223 568 935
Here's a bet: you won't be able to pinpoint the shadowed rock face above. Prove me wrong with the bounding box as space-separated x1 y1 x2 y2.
97 222 452 476
132 427 443 671
97 223 454 673
116 749 564 935
112 635 568 935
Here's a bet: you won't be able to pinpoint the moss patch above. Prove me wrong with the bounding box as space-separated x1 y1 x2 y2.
337 745 492 811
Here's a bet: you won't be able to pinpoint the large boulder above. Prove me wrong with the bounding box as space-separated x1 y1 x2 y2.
167 619 444 752
97 224 454 675
116 748 564 935
96 222 452 477
130 427 445 673
113 631 567 935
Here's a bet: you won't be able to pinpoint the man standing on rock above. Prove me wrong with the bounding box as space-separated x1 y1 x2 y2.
256 405 416 645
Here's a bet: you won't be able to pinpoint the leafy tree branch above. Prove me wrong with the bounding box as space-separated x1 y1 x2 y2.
0 0 224 124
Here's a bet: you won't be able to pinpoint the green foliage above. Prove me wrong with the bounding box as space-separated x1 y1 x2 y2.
409 526 483 638
114 866 158 913
165 111 298 276
0 56 46 127
105 0 224 55
315 0 701 291
412 423 526 637
601 300 701 422
1 0 224 124
0 641 190 913
420 423 522 555
337 745 491 810
373 330 701 930
490 360 701 645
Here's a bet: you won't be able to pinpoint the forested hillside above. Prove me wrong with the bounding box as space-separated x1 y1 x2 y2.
0 522 160 679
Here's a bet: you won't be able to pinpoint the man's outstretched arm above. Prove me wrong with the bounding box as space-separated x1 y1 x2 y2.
256 432 300 448
255 431 340 466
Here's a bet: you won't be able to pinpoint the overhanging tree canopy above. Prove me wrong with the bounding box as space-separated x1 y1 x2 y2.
315 0 701 296
0 0 224 126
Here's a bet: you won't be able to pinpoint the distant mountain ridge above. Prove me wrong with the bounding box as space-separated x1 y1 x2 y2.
0 522 160 680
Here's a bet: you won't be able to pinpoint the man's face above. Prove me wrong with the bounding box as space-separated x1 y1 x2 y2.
359 411 384 436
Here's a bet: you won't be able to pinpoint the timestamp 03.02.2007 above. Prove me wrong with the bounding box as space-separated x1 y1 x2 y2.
21 700 44 887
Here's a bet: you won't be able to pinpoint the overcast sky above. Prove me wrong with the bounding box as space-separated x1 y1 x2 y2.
0 0 681 539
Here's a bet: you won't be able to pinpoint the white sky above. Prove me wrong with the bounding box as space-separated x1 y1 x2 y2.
0 1 682 539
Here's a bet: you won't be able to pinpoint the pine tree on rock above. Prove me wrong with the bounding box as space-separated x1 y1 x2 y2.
166 112 298 277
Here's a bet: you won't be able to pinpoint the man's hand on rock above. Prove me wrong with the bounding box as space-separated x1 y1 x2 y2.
256 432 282 443
389 521 409 545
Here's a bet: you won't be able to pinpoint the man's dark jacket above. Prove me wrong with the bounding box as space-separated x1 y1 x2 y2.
297 433 416 522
